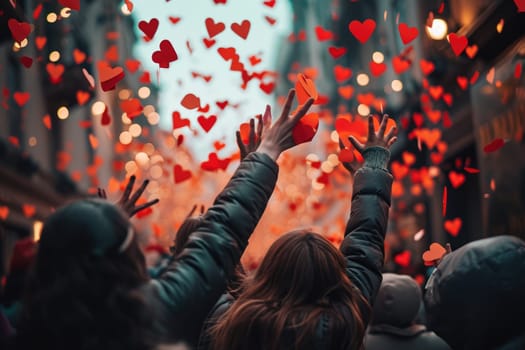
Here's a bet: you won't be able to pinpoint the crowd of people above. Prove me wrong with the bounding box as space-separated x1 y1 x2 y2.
1 89 525 350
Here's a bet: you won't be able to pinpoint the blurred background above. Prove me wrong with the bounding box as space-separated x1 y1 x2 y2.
1 0 524 281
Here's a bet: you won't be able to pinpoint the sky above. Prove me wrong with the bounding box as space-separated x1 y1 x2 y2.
130 0 293 160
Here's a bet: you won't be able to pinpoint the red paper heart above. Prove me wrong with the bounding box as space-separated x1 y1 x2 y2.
483 138 504 153
398 23 419 44
370 61 387 77
428 85 444 100
392 56 411 74
0 206 9 220
181 93 201 110
46 63 65 84
464 167 480 174
20 56 33 68
73 48 86 64
197 115 217 132
125 59 141 73
394 250 411 267
205 18 226 38
120 98 143 118
101 106 111 125
448 33 468 56
259 82 275 95
444 218 462 237
216 100 228 110
391 161 409 180
456 76 468 90
334 65 352 82
217 47 236 60
168 16 181 24
13 92 30 107
263 0 276 7
413 128 442 149
173 165 192 183
201 152 231 171
348 19 376 44
203 38 216 48
172 111 190 129
22 204 36 218
422 243 447 264
514 0 525 12
76 91 90 105
338 86 354 100
138 18 159 39
448 171 466 189
265 16 276 26
295 73 318 105
59 0 80 10
315 26 334 41
465 44 478 59
231 20 251 40
35 36 47 50
97 61 125 91
292 113 319 145
152 39 178 68
8 19 32 43
328 46 347 59
420 59 435 75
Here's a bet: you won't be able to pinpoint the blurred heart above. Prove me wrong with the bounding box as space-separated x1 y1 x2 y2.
348 19 376 44
138 18 159 39
152 39 178 68
197 115 217 132
205 18 225 38
231 20 251 39
448 33 468 56
398 23 419 44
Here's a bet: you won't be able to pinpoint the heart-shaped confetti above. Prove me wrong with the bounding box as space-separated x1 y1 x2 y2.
201 152 231 171
422 243 447 265
370 61 387 77
483 138 504 153
231 20 251 39
394 250 411 267
138 18 159 40
444 218 462 237
328 46 347 59
152 39 178 68
59 0 80 11
8 18 32 43
448 33 468 56
13 92 30 107
448 171 466 189
514 0 525 12
348 19 376 44
197 115 217 132
97 61 125 91
398 23 419 44
205 18 226 38
315 26 334 41
181 93 201 110
174 165 192 183
334 65 352 83
172 111 190 130
292 113 319 145
120 98 143 118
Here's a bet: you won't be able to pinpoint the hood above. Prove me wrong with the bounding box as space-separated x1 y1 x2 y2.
424 235 525 350
371 273 422 328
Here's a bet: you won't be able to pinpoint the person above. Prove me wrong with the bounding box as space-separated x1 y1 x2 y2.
424 235 525 350
7 89 314 350
201 114 397 350
364 273 451 350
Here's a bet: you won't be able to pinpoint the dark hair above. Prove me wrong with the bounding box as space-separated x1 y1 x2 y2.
210 230 368 350
14 199 154 350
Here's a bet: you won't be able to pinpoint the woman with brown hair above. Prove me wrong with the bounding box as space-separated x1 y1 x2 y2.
203 114 397 350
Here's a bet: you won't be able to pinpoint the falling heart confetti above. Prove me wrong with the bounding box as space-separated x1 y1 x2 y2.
483 138 504 153
348 19 376 44
172 111 190 130
231 20 251 39
514 0 525 12
180 93 201 110
13 92 30 107
448 171 466 189
8 18 32 43
205 18 226 38
20 56 33 68
444 218 462 237
422 243 447 265
328 46 347 59
201 152 231 171
398 23 419 44
120 98 143 118
197 115 217 132
152 39 178 68
448 33 468 56
394 250 411 267
333 65 352 82
173 165 192 183
370 61 387 77
138 18 159 40
315 26 334 41
59 0 80 11
97 61 125 91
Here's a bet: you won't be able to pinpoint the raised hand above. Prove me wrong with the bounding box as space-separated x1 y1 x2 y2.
236 113 268 160
349 114 397 152
97 175 159 218
256 89 315 161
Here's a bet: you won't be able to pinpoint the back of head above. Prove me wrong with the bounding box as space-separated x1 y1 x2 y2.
15 199 152 350
371 273 421 328
424 235 525 349
211 230 367 350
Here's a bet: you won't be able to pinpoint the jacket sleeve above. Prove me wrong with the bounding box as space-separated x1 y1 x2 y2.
145 152 278 337
339 164 393 306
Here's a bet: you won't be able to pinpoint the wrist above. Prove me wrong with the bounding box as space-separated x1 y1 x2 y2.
257 142 280 161
362 146 390 170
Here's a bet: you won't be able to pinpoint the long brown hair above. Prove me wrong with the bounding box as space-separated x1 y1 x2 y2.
210 230 368 350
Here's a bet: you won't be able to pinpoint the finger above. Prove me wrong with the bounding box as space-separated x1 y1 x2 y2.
263 104 272 129
385 125 397 142
200 205 205 214
236 131 246 157
378 114 389 139
97 188 104 198
121 175 136 202
291 98 314 124
248 118 256 150
102 189 107 199
256 114 263 141
387 136 398 147
446 243 452 254
131 198 160 217
129 179 149 205
367 115 375 141
186 204 198 218
278 89 296 124
349 136 364 153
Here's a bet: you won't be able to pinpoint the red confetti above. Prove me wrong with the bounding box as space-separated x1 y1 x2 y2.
138 18 159 40
483 138 504 153
8 19 32 43
398 23 419 44
205 18 226 38
448 33 468 56
152 40 178 69
348 19 376 44
231 20 251 40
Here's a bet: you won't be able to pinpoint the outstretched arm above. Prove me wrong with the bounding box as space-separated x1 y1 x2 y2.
146 90 314 343
340 115 396 304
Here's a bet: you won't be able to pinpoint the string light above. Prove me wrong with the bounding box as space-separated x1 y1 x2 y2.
46 12 58 23
391 80 403 92
357 104 370 116
372 51 384 63
49 51 60 62
356 73 370 86
426 18 448 40
91 101 105 115
57 106 69 120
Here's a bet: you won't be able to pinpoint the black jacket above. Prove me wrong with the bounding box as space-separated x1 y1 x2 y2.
424 235 525 350
142 152 278 347
199 164 393 349
364 273 451 350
